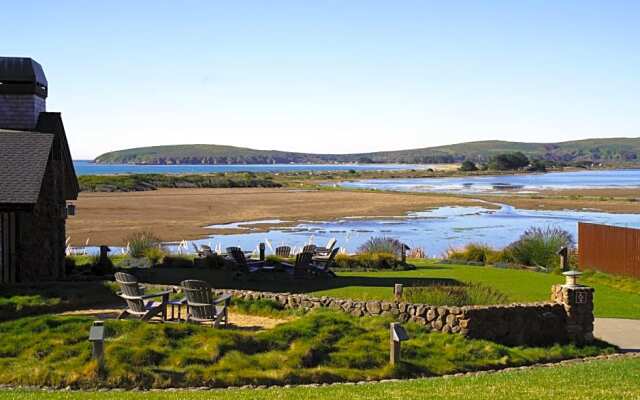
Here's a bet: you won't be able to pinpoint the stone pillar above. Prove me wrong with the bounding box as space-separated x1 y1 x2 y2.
551 284 595 344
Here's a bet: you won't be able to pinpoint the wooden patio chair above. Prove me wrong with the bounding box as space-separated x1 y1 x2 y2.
197 244 214 257
181 280 232 327
226 246 265 273
275 245 291 258
311 247 339 277
282 251 314 279
315 238 337 257
114 272 170 321
302 244 317 254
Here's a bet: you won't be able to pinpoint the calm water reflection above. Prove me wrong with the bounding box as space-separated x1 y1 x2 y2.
153 205 640 257
340 169 640 194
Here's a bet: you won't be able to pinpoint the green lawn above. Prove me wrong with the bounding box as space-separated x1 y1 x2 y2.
2 357 639 399
133 260 640 319
313 260 640 319
0 282 120 322
2 261 639 320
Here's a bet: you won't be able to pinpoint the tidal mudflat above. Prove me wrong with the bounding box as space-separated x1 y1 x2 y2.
67 188 478 246
340 169 640 194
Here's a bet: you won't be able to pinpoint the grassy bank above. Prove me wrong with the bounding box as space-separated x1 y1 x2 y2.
79 174 281 192
2 356 638 399
0 311 611 389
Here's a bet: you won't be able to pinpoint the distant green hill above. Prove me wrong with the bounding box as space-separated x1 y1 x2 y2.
94 138 640 165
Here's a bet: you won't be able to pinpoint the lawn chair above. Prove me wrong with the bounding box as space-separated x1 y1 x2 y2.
302 244 317 254
275 246 291 258
114 272 170 321
226 246 265 273
311 247 339 277
196 244 214 257
181 280 232 327
315 238 337 256
282 251 314 279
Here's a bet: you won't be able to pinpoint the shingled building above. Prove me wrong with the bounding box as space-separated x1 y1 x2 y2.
0 57 78 283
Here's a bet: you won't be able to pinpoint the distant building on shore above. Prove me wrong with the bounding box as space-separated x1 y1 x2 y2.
0 57 78 283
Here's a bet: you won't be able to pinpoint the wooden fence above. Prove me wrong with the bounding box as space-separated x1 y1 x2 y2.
578 222 640 278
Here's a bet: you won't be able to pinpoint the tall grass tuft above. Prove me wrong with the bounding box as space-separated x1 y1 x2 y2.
125 231 161 258
357 237 404 257
508 226 574 270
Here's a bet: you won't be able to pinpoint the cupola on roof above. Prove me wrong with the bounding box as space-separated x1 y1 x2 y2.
0 57 48 98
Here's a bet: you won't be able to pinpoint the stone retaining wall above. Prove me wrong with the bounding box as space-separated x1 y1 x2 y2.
216 284 595 346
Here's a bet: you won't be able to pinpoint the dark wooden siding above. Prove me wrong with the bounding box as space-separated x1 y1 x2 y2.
578 222 640 278
0 212 17 283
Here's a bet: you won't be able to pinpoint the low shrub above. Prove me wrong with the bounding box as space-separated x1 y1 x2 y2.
334 252 409 270
445 243 510 265
125 231 160 258
403 282 510 306
143 247 166 266
194 254 227 269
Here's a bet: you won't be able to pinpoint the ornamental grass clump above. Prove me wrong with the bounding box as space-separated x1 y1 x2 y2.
125 231 161 258
357 237 404 257
507 226 574 270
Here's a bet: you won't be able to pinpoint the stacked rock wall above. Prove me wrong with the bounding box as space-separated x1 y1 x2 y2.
551 284 595 344
215 286 592 346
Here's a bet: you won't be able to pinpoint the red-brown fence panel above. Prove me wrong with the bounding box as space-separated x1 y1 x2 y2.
578 222 640 278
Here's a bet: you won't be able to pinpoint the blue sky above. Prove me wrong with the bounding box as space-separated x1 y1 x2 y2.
3 1 640 159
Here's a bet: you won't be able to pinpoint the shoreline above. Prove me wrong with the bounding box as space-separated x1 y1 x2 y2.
67 186 640 247
67 188 481 246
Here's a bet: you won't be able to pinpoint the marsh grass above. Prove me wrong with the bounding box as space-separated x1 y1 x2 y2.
0 311 611 389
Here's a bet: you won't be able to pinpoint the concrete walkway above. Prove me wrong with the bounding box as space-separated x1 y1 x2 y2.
594 318 640 352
